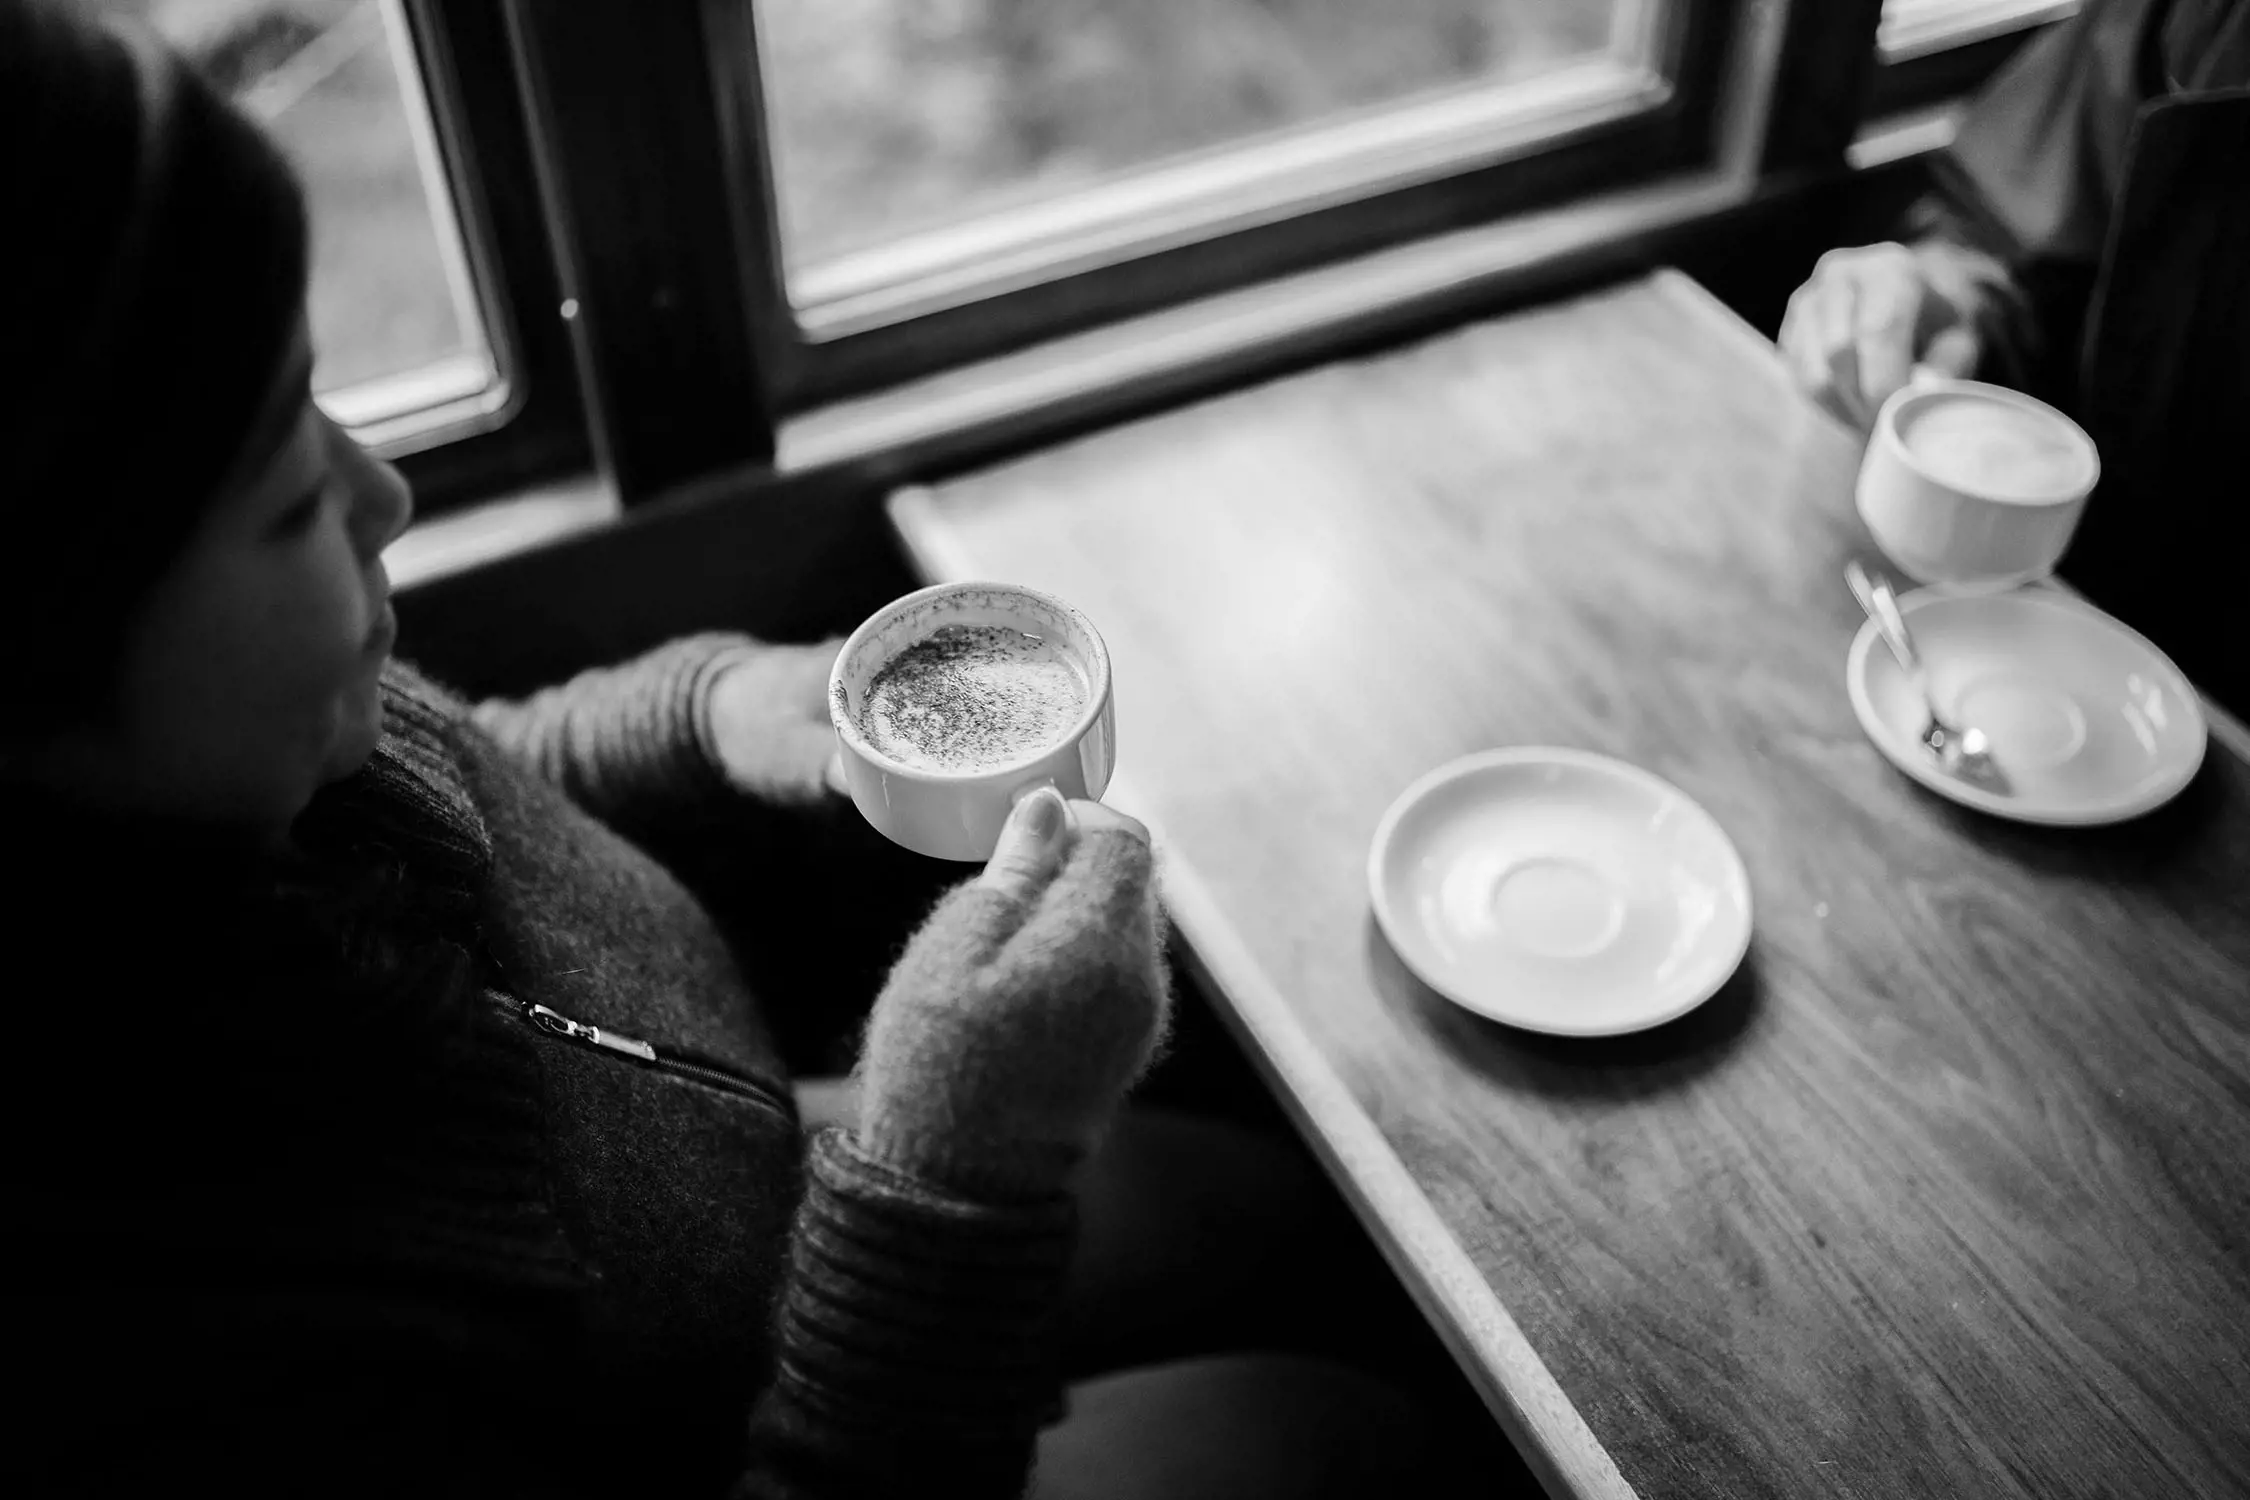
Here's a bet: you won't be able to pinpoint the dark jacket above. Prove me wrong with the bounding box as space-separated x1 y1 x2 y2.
6 639 1071 1498
1922 0 2249 713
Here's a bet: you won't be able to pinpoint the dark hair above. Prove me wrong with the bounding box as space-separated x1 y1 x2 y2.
0 1 310 716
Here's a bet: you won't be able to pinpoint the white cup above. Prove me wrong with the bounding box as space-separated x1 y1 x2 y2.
829 581 1116 862
1856 377 2100 591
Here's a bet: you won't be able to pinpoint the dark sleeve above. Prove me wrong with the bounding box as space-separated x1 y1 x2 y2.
735 1130 1077 1500
467 633 764 837
23 1139 1077 1500
1910 0 2163 397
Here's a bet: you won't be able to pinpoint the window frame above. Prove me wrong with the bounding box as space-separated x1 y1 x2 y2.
362 0 590 513
477 0 1928 513
406 0 2094 538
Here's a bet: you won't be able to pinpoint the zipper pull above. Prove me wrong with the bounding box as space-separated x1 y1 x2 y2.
526 1003 657 1062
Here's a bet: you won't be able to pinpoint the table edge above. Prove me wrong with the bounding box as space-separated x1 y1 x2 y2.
1153 835 1643 1500
886 484 1638 1500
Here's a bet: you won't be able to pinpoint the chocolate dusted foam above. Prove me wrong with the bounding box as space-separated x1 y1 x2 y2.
858 624 1088 772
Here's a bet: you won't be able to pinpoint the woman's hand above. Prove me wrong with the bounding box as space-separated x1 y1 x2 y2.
1778 239 2013 431
854 788 1172 1201
705 639 850 809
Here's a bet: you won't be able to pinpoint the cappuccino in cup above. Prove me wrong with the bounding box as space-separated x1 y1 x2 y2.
1857 378 2100 591
1896 396 2095 501
858 623 1088 773
831 582 1116 861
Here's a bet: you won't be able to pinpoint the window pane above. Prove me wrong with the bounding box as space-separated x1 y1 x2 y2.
70 0 496 417
753 0 1627 275
1878 0 2077 61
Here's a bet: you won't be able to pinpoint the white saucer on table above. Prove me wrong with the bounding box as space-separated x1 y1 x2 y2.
1367 748 1753 1038
1847 586 2207 826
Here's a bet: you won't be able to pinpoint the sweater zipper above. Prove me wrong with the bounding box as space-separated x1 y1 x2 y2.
517 1001 792 1118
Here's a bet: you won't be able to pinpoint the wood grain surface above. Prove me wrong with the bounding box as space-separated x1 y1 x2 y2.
886 271 2250 1500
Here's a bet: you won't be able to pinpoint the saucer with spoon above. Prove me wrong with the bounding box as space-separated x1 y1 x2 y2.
1842 375 2205 824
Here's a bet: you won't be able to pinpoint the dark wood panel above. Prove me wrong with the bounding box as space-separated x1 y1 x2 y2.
1760 0 1885 173
500 0 782 503
392 0 590 511
788 151 1942 517
888 272 2250 1499
394 465 915 699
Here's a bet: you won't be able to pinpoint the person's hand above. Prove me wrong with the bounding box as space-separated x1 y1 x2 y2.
705 639 850 809
853 788 1172 1201
1778 239 2007 431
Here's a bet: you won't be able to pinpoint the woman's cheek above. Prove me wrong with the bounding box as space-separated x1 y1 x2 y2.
253 554 366 736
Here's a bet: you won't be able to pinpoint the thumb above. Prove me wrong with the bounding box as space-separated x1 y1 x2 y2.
977 786 1071 906
1919 323 1982 380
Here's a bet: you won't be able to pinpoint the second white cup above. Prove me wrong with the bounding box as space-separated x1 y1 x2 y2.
1856 376 2100 592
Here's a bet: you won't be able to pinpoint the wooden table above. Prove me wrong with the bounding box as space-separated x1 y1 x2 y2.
887 272 2250 1500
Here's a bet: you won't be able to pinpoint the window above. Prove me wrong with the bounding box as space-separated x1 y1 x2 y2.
57 1 1755 518
73 1 498 444
728 0 1731 405
757 0 1628 276
1877 0 2077 63
64 0 589 513
1868 0 2078 116
44 0 2073 537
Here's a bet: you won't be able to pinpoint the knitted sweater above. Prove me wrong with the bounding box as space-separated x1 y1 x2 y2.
6 636 1075 1498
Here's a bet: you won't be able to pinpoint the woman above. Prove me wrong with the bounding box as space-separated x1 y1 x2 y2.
0 3 1457 1494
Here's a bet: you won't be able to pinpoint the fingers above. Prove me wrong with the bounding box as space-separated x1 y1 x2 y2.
977 785 1074 904
1783 278 1861 430
752 638 845 715
797 639 845 716
882 878 1030 991
927 796 1157 972
1919 323 1983 379
1852 269 1922 421
1064 799 1148 844
730 639 840 705
1812 275 1865 428
1050 801 1154 912
1005 818 1171 1077
767 722 848 806
1780 244 1926 432
1014 816 1161 954
874 794 1123 1007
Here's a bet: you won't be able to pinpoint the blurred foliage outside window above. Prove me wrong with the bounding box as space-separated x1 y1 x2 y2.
754 0 1620 271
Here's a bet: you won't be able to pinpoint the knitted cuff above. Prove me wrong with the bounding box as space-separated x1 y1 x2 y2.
857 1116 1087 1207
641 632 771 803
771 1130 1074 1434
509 632 765 816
